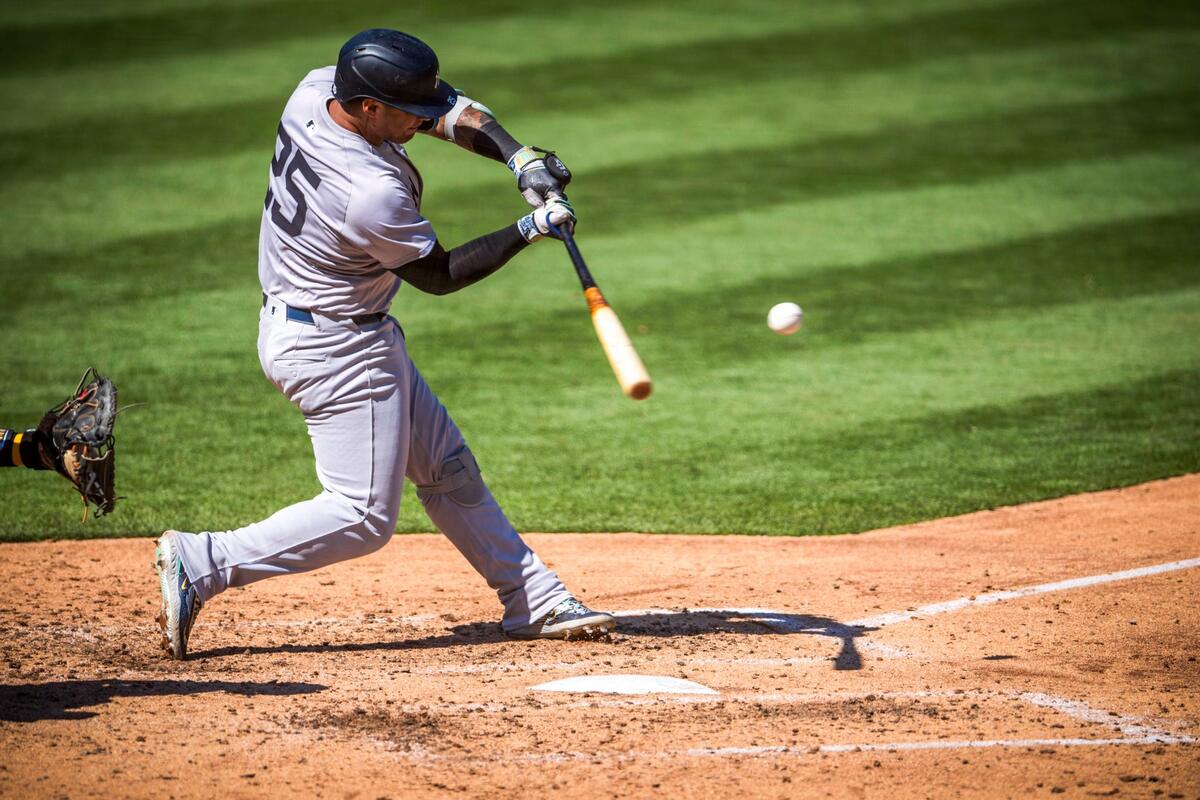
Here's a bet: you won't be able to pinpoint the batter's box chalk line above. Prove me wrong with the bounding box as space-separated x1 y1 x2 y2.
401 690 1193 765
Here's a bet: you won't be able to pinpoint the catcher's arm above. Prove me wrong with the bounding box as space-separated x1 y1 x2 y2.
37 368 119 520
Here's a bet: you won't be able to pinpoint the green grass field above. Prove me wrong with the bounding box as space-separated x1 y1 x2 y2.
1 0 1197 540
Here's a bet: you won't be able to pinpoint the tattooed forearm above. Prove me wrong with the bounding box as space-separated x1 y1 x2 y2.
458 106 521 162
420 103 522 163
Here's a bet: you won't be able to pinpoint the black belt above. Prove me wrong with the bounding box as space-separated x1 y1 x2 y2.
262 293 386 326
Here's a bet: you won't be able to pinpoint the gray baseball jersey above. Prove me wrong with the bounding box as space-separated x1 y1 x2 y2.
258 66 434 318
171 66 573 633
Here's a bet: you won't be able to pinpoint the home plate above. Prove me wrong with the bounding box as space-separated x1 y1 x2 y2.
531 675 718 695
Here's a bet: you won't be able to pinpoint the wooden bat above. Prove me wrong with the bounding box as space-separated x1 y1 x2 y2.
554 224 652 400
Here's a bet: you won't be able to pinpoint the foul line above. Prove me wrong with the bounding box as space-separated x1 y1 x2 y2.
850 557 1200 629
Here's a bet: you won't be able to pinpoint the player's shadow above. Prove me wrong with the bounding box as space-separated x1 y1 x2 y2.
191 611 877 670
444 609 877 670
0 679 326 722
612 610 878 671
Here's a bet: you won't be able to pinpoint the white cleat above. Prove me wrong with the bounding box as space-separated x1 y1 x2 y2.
154 531 203 660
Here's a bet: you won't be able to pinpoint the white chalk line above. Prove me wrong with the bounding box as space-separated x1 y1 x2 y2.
1015 691 1194 741
615 559 1200 632
408 735 1195 767
850 557 1200 628
395 690 1195 743
395 690 1194 765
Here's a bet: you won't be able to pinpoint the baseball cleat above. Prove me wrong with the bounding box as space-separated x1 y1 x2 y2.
506 598 615 640
155 531 202 660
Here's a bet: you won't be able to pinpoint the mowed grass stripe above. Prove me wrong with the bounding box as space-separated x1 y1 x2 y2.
559 91 1200 237
4 360 1195 538
4 151 1197 406
4 0 1196 173
603 368 1200 535
562 148 1200 300
6 225 1195 431
3 88 1196 278
0 0 994 133
0 0 279 27
2 284 1194 535
409 212 1200 377
458 285 1200 532
7 24 1196 184
2 0 1189 102
4 151 1198 357
0 0 630 74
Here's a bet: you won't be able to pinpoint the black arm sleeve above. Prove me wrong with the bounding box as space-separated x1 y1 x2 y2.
456 114 522 163
392 223 529 295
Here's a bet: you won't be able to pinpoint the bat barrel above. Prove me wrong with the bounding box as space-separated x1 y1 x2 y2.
550 219 652 400
585 287 653 400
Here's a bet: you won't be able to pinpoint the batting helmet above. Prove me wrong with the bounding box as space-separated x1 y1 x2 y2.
332 29 457 119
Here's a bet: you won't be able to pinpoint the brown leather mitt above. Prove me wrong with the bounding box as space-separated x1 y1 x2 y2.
37 368 118 520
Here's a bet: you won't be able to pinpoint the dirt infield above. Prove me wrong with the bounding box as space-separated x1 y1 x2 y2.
1 477 1198 799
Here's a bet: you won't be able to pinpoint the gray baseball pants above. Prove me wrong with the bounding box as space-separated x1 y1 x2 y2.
172 297 570 631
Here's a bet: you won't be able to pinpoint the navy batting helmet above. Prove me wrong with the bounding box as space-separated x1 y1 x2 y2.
332 29 457 118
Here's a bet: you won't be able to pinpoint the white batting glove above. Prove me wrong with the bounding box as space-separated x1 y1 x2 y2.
517 196 576 242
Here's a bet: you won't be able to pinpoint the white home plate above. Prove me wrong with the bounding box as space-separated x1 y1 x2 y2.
531 675 718 695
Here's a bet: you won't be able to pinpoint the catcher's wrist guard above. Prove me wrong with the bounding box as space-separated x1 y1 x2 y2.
38 367 119 520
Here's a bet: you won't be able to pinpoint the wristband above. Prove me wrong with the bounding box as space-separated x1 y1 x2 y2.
516 213 541 243
507 146 542 176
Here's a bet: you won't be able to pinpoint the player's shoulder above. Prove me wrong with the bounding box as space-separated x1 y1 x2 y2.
296 65 336 92
280 65 336 123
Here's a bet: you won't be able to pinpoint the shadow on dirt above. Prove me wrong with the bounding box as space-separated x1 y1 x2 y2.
193 610 877 670
612 610 879 670
0 679 327 722
194 627 510 660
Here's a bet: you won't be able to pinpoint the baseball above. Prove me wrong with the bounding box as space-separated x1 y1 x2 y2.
767 302 804 335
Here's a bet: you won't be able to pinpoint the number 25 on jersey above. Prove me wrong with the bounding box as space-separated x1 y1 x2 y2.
264 125 322 237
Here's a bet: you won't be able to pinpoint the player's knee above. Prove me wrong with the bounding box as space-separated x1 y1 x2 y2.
360 514 395 549
415 447 487 509
363 495 401 542
327 493 396 551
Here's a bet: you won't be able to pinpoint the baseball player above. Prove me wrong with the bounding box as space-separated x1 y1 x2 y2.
154 29 615 659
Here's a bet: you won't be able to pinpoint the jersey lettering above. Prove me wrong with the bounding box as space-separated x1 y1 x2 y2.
268 124 323 237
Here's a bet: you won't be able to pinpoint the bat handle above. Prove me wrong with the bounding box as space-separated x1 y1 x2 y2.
547 221 596 290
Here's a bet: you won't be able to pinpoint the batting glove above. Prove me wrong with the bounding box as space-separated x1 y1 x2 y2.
518 196 576 242
508 146 572 209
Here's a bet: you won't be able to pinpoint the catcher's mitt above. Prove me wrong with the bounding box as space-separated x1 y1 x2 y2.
37 368 118 520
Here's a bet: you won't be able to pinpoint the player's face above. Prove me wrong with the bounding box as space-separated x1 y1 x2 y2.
374 104 427 144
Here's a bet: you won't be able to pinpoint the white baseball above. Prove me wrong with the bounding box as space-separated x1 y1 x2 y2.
767 302 804 335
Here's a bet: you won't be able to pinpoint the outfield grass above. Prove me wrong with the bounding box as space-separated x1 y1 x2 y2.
0 0 1197 539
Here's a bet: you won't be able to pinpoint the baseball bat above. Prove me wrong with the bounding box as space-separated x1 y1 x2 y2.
551 223 652 400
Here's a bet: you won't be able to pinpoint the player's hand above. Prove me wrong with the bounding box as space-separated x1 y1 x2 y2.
518 196 576 242
508 146 572 208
